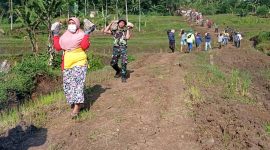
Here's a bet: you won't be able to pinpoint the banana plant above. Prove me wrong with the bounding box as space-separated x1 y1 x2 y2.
15 0 65 54
15 0 42 53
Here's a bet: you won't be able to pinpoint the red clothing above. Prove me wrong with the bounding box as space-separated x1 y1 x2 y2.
53 35 90 70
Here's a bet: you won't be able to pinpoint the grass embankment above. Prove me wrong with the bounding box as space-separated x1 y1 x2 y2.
0 66 113 133
183 52 253 107
0 52 105 132
207 14 270 54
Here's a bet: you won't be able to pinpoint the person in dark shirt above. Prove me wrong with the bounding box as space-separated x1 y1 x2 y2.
195 32 203 51
168 29 176 53
204 32 212 51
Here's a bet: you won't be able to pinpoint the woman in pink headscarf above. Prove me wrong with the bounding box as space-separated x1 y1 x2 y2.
52 17 95 118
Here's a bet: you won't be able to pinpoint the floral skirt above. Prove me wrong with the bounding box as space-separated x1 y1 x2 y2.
63 66 87 105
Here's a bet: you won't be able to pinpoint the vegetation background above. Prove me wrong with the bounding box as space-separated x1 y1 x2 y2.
0 0 269 142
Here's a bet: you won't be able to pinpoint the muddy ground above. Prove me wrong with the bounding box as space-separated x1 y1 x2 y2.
1 18 270 150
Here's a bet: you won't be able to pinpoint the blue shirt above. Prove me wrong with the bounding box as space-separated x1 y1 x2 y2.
205 35 211 42
195 35 202 44
168 32 175 41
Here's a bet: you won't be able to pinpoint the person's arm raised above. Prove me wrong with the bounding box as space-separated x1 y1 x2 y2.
125 28 131 40
103 22 113 34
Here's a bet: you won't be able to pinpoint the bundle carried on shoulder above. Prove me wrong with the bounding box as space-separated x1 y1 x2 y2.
110 20 134 31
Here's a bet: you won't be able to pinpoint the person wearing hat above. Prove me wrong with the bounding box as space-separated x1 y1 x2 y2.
168 29 176 53
103 19 132 83
51 17 95 118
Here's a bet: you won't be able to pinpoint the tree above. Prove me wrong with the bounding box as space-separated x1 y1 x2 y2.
256 5 269 17
0 6 5 24
15 1 42 53
15 0 65 53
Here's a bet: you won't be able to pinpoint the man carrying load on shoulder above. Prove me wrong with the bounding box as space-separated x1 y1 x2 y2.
103 19 133 83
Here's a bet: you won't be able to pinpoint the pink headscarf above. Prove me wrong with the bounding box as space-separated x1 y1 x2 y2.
59 17 84 50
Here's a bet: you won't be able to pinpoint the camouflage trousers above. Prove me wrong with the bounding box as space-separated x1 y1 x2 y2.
110 46 128 78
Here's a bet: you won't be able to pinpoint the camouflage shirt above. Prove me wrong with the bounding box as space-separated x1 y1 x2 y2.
111 27 128 47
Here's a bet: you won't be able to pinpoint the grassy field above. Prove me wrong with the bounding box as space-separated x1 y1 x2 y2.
207 14 270 38
207 14 270 54
0 15 190 55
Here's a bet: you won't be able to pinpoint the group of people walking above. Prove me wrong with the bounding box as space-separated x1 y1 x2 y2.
50 11 244 118
167 9 243 53
167 29 213 53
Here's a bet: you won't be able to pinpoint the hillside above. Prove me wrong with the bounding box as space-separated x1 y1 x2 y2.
1 15 270 149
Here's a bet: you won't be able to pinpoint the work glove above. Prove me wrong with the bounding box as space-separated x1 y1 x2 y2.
51 22 61 36
84 19 96 34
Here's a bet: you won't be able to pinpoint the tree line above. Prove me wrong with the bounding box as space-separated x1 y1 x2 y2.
0 0 269 52
0 0 269 20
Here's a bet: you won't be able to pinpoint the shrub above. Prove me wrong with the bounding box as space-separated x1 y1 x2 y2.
256 5 269 17
236 9 248 17
258 31 270 42
87 52 104 71
0 53 57 109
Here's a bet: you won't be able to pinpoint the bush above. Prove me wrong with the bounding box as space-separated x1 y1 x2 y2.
87 52 105 71
256 5 269 17
0 53 57 108
236 9 248 17
200 6 217 15
51 52 62 69
0 51 105 111
255 31 270 55
258 31 270 42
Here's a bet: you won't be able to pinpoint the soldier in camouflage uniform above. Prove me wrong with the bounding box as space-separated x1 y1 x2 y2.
104 19 132 82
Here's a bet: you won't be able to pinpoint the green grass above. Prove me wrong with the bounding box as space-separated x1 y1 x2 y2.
188 86 203 102
0 65 114 133
0 109 20 132
0 15 190 55
207 14 270 54
76 110 96 121
266 124 270 135
183 51 255 106
184 52 226 88
207 14 270 38
225 69 252 97
0 92 65 133
223 69 254 104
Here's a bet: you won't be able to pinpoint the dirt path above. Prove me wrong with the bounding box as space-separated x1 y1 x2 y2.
20 52 200 149
5 16 270 150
